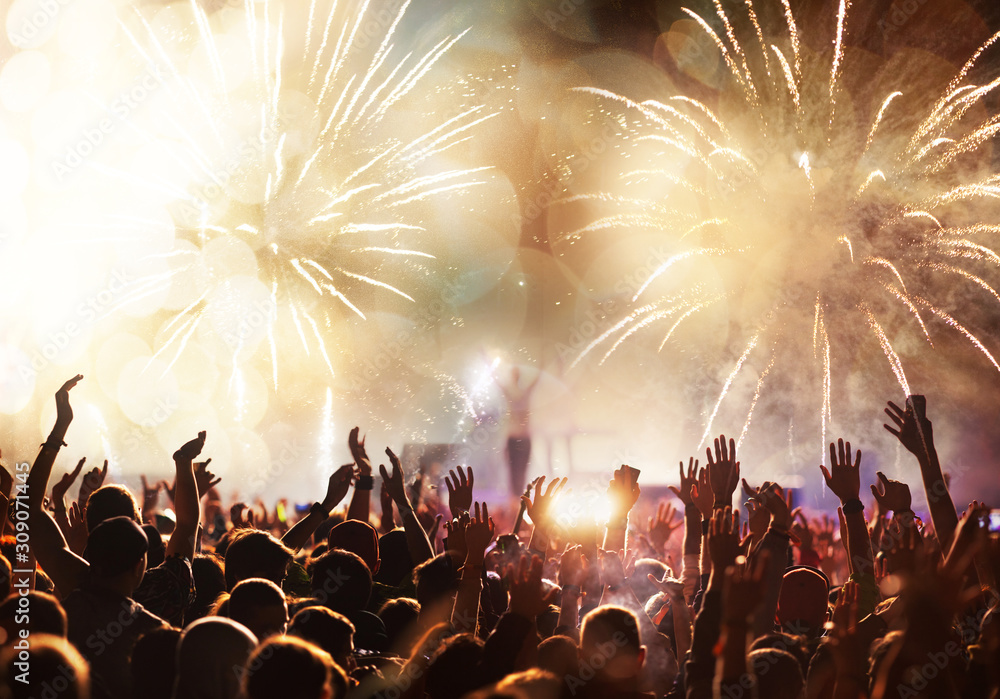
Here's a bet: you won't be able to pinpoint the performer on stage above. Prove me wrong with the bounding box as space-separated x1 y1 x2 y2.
495 366 540 496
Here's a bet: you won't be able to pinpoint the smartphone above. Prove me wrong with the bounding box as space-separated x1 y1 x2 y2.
623 465 641 485
987 509 1000 534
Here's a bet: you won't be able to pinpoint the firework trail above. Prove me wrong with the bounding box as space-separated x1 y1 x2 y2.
106 0 502 389
563 0 1000 453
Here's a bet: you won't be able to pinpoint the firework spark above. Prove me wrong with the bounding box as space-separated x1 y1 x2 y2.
563 1 1000 452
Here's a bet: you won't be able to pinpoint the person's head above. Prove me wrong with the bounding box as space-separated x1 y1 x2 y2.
0 634 89 699
224 530 294 590
413 553 459 609
748 648 804 699
84 516 148 592
537 635 578 678
131 626 181 699
288 606 356 671
327 521 380 575
579 606 645 684
310 549 372 614
142 525 166 569
537 604 561 640
628 559 668 605
378 597 420 654
188 553 227 623
243 636 346 699
374 530 413 586
0 591 67 642
174 617 257 699
776 567 830 637
425 633 486 699
229 578 288 640
86 484 141 531
749 633 809 679
496 669 561 699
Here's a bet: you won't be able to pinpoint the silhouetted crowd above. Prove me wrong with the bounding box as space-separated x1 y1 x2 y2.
2 374 999 699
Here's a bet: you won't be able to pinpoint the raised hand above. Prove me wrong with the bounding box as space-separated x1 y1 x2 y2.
444 513 469 561
690 467 714 519
53 374 84 430
708 506 741 573
742 479 792 529
231 502 255 530
607 465 640 520
173 431 206 463
870 471 912 513
668 457 699 508
52 458 85 509
322 464 354 512
559 544 586 588
884 396 933 459
464 502 495 560
706 434 740 507
827 581 865 679
648 570 685 601
521 476 567 533
379 480 395 530
721 551 770 622
507 554 556 619
647 501 682 552
140 474 161 514
64 501 89 555
820 438 862 503
194 459 221 499
445 465 474 517
77 460 108 507
349 427 372 476
380 447 411 510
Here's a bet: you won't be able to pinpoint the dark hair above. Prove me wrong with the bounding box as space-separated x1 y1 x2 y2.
86 485 141 531
538 635 579 678
378 597 420 651
0 591 67 638
580 605 642 658
413 553 459 607
224 530 294 590
310 549 372 614
748 648 804 699
229 578 287 638
425 633 486 699
243 637 337 699
374 530 414 586
130 626 182 699
0 634 89 699
288 606 356 668
188 553 227 623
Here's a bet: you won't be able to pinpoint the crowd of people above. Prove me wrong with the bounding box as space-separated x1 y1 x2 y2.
1 373 999 699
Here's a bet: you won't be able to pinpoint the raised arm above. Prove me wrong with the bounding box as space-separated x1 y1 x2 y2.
604 466 640 553
522 476 566 556
381 447 434 563
346 427 374 523
452 502 494 634
27 376 89 595
282 464 353 552
27 375 82 513
165 432 206 561
883 396 959 550
821 439 876 585
669 458 704 604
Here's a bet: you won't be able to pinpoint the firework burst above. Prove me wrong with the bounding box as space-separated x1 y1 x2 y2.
560 0 1000 452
